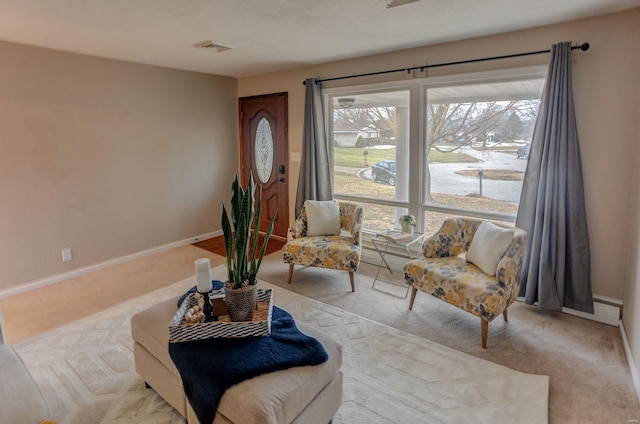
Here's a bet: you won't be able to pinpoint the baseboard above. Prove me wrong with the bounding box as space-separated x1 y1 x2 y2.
0 231 221 299
620 320 640 403
562 297 622 327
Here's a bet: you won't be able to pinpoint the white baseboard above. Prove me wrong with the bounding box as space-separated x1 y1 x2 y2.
0 231 221 299
562 297 622 327
620 320 640 404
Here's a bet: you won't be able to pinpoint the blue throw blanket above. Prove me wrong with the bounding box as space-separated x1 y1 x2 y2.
169 287 328 424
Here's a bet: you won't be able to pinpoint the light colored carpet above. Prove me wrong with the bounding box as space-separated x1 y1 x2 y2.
16 266 548 424
257 252 640 423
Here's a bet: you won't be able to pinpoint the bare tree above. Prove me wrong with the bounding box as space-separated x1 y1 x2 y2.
334 99 538 202
333 108 373 129
423 100 536 201
502 112 525 141
364 106 397 138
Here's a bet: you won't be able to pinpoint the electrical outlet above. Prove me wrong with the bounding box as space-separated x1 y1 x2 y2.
62 248 73 262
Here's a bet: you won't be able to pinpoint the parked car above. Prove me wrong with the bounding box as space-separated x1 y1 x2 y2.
371 160 396 186
516 144 530 159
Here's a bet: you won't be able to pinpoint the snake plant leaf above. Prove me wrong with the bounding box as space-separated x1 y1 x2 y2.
222 173 275 289
221 204 233 281
231 175 243 228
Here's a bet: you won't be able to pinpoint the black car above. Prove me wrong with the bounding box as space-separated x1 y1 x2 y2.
516 144 530 159
372 160 396 186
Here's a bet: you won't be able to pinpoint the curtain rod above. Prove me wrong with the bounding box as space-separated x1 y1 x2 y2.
303 42 589 85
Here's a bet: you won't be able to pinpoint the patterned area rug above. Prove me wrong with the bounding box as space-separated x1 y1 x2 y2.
16 267 549 424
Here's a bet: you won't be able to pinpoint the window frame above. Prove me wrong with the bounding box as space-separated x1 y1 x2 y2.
324 65 547 234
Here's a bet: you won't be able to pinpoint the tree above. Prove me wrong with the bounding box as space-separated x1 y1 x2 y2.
333 98 539 202
503 112 525 141
334 106 397 140
423 101 524 201
333 107 373 129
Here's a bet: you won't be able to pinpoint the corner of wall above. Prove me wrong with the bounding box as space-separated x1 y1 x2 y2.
620 319 640 403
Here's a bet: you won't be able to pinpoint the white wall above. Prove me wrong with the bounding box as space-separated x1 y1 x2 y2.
0 41 238 291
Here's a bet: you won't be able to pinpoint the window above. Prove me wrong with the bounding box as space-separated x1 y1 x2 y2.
327 67 545 236
331 90 410 232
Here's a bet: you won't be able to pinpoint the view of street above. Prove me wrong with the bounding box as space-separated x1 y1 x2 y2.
355 147 527 202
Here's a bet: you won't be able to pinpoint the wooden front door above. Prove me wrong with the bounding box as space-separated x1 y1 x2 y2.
239 92 289 240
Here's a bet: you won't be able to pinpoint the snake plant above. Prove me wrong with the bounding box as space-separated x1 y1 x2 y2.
221 174 276 289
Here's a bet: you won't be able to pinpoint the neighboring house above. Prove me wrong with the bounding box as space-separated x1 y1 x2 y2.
333 123 382 147
358 125 381 139
333 122 360 147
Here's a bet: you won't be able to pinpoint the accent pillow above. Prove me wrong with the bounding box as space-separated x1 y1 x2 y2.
304 200 341 236
466 221 514 276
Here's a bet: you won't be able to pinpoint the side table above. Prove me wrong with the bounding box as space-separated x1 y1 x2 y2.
371 230 425 298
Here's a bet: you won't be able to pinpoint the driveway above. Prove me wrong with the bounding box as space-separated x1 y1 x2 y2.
351 147 527 203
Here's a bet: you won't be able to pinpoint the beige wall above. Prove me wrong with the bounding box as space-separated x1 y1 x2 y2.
623 75 640 389
0 41 238 291
238 8 640 302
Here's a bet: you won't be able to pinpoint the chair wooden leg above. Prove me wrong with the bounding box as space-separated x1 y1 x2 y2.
349 272 355 292
287 264 294 284
503 309 508 322
481 318 489 349
408 287 418 310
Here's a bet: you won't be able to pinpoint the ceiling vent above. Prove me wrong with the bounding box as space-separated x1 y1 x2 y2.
377 0 419 8
194 40 233 53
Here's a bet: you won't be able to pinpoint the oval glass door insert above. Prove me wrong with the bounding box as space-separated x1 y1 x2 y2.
255 117 274 183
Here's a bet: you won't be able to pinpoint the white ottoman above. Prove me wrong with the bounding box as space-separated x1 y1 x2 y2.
131 297 343 424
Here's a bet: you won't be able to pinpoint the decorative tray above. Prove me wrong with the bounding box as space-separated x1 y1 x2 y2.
169 288 273 343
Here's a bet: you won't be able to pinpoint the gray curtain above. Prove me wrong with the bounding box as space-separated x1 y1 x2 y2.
516 42 593 313
295 78 333 217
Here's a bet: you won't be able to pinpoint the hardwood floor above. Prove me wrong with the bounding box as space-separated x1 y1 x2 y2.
0 245 225 344
193 235 286 257
0 236 285 344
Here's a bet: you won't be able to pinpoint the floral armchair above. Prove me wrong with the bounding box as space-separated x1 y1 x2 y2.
282 201 363 292
404 217 527 348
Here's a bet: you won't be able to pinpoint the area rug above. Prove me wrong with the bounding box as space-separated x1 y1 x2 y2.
15 266 549 424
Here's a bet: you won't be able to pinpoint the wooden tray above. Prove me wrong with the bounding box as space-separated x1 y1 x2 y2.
168 288 273 343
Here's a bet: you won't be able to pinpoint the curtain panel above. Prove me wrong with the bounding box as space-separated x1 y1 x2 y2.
516 42 593 313
295 78 333 217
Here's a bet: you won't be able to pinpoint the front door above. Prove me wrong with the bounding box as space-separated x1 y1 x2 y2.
239 92 289 240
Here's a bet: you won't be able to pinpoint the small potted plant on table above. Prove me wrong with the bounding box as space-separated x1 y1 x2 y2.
221 174 276 321
399 214 416 235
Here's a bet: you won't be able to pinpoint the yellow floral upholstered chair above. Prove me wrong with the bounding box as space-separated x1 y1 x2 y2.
404 217 527 349
282 200 363 292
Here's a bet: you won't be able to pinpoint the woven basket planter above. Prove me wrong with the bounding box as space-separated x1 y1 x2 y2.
224 283 258 322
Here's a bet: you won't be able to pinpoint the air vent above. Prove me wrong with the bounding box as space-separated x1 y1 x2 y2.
194 40 233 53
376 0 419 8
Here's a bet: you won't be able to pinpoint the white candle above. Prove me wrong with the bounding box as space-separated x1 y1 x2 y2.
195 258 212 293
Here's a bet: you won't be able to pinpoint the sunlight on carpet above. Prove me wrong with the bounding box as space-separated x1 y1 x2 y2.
15 266 549 424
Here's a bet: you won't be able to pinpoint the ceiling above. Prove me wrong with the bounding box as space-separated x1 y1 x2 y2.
0 0 638 78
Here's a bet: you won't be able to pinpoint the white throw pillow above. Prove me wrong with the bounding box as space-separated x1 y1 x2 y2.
304 200 341 236
466 221 514 276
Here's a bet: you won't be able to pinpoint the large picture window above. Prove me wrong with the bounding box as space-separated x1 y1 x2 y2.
331 90 410 232
327 67 545 237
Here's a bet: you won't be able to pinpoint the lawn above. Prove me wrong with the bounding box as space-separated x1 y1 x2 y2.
334 171 518 233
333 147 478 168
